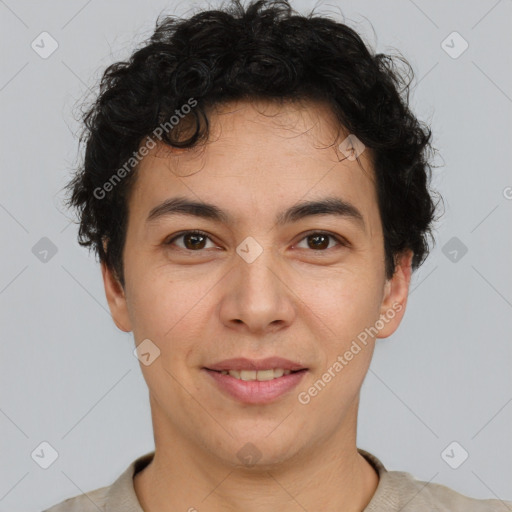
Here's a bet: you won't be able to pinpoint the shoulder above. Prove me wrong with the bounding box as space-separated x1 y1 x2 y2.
359 449 512 512
42 485 110 512
383 469 512 511
41 451 154 512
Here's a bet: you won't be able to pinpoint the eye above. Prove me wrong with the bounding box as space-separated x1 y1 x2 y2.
165 230 217 251
294 231 346 251
164 230 347 252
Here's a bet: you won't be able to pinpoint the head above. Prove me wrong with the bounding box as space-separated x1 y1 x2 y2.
65 0 439 468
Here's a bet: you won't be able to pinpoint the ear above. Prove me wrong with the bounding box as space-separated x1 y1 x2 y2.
101 260 132 333
376 250 413 339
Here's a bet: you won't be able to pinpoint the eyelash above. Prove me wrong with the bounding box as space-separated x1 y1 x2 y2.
165 229 347 252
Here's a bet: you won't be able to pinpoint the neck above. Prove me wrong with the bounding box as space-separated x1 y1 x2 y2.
134 397 379 512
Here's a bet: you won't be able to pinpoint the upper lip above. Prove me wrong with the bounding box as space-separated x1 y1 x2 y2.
204 357 307 372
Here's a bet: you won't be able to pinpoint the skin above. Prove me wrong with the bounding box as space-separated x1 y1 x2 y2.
102 98 413 512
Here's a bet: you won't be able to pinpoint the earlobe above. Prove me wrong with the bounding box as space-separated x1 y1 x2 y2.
101 261 133 333
377 250 413 339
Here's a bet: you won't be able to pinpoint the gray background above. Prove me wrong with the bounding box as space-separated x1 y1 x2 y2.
1 0 511 510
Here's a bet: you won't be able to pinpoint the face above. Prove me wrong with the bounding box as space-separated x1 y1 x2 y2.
102 98 412 468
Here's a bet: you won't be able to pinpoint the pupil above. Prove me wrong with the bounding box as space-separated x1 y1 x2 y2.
309 234 328 250
186 234 205 250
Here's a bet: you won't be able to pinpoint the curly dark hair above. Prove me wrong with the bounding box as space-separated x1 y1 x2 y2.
64 0 440 288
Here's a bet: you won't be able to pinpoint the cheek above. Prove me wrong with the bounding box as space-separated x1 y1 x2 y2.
295 268 383 343
125 270 212 359
124 271 176 339
300 276 382 396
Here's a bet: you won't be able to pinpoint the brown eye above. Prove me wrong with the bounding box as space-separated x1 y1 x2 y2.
166 230 215 251
307 233 330 250
183 232 207 250
295 232 345 251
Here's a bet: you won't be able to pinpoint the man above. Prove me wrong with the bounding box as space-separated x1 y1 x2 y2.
45 0 511 510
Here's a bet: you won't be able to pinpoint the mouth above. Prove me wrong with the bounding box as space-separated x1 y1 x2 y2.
202 367 308 404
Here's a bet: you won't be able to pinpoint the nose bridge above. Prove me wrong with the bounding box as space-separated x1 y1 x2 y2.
239 243 278 284
220 235 295 332
236 236 281 302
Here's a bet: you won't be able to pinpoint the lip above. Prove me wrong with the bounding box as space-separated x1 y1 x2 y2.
204 357 307 372
203 367 308 404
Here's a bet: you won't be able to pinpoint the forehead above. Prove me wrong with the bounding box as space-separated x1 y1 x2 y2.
129 98 379 232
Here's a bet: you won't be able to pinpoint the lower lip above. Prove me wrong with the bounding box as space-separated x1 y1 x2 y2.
203 369 307 404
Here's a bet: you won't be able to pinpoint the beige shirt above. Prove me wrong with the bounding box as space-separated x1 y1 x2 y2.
43 449 511 511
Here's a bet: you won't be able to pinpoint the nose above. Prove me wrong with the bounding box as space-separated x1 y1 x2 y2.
218 243 296 335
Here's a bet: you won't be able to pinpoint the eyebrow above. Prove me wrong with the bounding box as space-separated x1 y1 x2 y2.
146 196 366 231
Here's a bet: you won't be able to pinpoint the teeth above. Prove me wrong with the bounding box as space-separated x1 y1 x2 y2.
219 369 293 381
